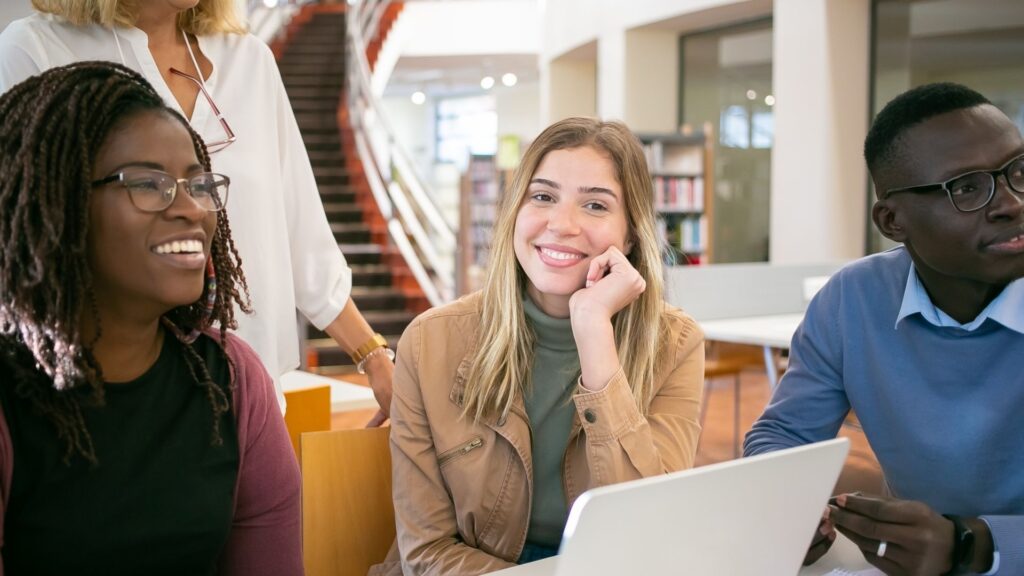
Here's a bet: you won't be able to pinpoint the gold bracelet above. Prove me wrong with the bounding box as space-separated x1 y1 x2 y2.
357 346 395 374
350 333 388 364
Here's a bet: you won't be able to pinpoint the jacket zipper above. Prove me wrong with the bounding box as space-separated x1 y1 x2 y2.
437 437 484 466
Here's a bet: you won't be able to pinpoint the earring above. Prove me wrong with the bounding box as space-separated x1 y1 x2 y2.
197 256 218 330
162 257 217 345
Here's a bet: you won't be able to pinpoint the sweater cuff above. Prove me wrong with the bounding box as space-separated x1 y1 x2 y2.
981 516 1024 574
572 368 643 443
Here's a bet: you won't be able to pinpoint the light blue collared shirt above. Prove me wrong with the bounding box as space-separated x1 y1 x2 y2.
888 263 1024 574
896 266 1024 335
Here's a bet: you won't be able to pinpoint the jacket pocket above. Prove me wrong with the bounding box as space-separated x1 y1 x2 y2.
438 437 484 467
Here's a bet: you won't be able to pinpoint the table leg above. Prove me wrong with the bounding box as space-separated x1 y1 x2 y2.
762 345 779 390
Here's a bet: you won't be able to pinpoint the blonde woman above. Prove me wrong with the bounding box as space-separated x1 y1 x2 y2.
377 118 705 575
0 0 395 421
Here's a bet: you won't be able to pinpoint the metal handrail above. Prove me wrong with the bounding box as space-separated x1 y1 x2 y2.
347 0 457 306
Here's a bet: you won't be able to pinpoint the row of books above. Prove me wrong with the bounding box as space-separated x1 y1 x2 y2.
653 176 704 212
673 215 708 254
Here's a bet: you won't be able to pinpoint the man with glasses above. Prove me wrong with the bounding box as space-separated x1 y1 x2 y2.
745 83 1024 575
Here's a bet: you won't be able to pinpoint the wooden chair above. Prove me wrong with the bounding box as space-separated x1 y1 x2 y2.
300 426 395 576
700 343 766 458
283 384 332 455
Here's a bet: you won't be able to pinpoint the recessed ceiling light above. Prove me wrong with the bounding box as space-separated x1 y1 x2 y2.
480 76 495 90
764 95 775 106
411 91 426 105
502 73 518 87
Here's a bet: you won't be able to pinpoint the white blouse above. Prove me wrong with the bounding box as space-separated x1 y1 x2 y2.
0 14 354 409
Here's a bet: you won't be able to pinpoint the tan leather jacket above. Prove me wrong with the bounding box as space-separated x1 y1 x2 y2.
372 292 704 576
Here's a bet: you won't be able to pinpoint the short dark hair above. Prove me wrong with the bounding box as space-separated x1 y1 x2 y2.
864 82 991 174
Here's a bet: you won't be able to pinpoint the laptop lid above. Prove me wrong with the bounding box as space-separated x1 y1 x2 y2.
554 438 850 576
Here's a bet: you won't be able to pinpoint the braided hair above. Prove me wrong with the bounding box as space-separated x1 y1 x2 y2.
0 61 251 464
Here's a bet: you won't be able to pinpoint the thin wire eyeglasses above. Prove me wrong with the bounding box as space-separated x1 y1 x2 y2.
169 67 237 154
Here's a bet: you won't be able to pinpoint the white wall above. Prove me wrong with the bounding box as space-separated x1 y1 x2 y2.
397 1 541 57
769 0 870 264
497 80 542 144
381 94 437 184
544 49 597 122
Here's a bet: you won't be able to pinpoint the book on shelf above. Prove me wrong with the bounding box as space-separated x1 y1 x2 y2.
640 129 713 265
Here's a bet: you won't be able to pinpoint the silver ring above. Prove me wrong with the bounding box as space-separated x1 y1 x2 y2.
876 540 888 558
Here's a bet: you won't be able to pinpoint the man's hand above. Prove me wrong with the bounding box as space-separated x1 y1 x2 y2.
363 351 394 427
804 508 837 566
829 493 954 575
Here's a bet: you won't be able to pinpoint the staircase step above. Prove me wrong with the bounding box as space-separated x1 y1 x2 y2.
305 335 401 368
307 310 415 340
281 43 345 55
331 222 371 244
319 183 357 202
314 166 352 185
288 86 342 102
301 133 342 152
290 98 340 113
350 263 392 286
295 111 340 128
308 149 345 167
279 63 345 77
339 243 383 265
351 285 406 310
322 203 364 223
281 74 344 89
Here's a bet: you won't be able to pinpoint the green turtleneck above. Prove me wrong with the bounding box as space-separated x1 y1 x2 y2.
522 296 581 548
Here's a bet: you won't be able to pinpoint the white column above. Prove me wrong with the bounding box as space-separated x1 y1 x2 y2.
769 0 871 264
624 28 680 133
597 28 627 120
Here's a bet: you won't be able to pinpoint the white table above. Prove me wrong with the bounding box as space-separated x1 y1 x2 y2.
698 313 804 388
487 532 873 575
280 369 378 413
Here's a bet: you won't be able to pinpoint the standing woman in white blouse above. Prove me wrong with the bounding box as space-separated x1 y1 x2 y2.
0 0 395 422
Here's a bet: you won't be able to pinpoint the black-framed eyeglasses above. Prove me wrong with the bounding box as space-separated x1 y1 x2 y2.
169 67 236 154
883 153 1024 213
91 169 230 213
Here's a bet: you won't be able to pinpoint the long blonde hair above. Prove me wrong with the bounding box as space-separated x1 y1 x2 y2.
462 117 667 423
32 0 246 35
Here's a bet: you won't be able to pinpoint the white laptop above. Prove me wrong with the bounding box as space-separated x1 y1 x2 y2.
540 438 850 576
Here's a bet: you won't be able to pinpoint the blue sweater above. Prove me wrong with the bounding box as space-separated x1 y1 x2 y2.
744 247 1024 574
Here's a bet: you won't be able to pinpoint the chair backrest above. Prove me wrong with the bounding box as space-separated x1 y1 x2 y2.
300 426 395 576
284 384 332 454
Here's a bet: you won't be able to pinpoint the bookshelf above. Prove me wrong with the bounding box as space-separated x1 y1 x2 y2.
458 154 509 294
638 127 715 265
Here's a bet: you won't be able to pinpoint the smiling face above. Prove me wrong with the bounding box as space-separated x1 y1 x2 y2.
88 109 216 322
873 104 1024 291
513 146 631 316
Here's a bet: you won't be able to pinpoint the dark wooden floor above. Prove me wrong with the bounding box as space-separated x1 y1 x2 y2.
332 368 884 496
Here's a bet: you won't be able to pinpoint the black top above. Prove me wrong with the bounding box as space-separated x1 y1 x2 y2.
0 332 240 576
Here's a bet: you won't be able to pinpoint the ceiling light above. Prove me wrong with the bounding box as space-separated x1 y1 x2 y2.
480 76 495 90
746 90 757 101
501 73 518 87
262 0 278 7
411 91 426 105
764 95 775 106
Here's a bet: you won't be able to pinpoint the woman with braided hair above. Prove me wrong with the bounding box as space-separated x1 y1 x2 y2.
0 0 397 423
0 61 301 575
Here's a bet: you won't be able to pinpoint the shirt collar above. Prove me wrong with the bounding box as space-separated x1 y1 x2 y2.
895 265 1024 334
